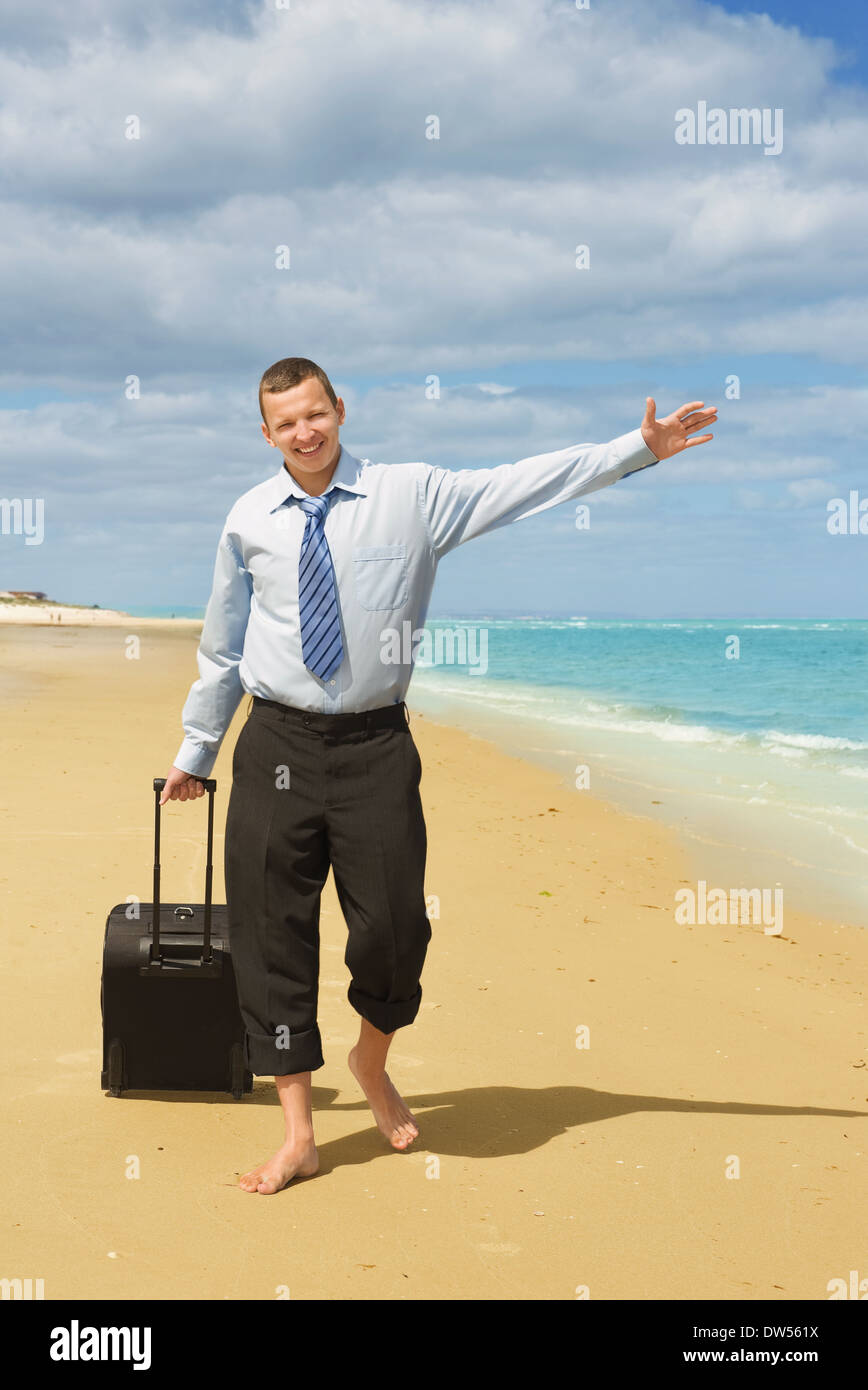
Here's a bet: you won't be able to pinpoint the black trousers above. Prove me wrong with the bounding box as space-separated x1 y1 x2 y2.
224 697 431 1076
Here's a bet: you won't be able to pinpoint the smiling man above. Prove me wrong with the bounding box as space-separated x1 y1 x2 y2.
161 356 716 1195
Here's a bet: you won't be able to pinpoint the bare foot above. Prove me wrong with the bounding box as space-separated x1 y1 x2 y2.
238 1137 319 1194
348 1045 420 1150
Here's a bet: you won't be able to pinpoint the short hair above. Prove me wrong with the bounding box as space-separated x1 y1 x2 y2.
258 357 338 424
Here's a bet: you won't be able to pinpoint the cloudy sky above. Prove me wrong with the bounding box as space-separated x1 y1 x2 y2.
0 0 866 616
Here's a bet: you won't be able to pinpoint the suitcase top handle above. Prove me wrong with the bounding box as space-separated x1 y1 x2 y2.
153 777 217 794
150 777 217 965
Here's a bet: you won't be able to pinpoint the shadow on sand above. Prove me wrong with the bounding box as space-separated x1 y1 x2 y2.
113 1081 868 1177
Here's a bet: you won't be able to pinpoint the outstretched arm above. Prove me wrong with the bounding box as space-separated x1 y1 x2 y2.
420 400 717 561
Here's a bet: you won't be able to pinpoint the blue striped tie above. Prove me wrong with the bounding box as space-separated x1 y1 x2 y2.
298 494 344 681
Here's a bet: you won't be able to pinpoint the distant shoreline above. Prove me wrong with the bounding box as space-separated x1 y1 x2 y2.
0 599 202 627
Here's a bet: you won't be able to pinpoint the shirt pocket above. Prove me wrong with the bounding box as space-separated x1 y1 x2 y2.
352 544 409 611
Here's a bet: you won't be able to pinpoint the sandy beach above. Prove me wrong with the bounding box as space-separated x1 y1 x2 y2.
0 601 202 628
1 621 866 1301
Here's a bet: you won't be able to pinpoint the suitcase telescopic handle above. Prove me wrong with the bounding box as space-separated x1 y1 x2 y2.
151 777 217 965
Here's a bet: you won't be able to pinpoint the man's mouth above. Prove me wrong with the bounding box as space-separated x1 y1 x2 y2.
297 441 324 457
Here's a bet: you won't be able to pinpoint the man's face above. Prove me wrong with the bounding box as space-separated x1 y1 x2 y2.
261 377 346 480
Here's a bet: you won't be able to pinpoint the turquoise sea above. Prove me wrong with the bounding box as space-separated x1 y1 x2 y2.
408 618 868 928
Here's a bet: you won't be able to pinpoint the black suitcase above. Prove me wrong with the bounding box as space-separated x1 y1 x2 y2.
100 777 253 1099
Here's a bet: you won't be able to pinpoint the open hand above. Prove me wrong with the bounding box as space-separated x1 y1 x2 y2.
641 398 717 461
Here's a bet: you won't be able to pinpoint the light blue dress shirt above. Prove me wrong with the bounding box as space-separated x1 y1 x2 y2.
173 426 659 776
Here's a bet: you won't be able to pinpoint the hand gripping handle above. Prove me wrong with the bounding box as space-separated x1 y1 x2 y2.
151 777 218 964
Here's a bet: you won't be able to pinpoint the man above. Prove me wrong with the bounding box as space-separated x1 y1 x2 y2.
162 356 716 1195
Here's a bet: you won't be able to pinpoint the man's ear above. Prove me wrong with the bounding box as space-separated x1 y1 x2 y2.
261 422 275 448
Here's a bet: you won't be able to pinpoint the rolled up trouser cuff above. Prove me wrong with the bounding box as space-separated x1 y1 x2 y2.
348 983 423 1035
244 1024 325 1077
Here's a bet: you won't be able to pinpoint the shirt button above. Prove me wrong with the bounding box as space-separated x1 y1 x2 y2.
329 679 336 686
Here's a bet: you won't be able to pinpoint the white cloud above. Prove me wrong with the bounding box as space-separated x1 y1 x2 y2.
0 0 863 388
0 0 865 614
786 477 838 505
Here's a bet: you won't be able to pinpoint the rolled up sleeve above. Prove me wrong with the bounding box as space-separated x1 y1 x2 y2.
172 529 253 778
420 426 658 560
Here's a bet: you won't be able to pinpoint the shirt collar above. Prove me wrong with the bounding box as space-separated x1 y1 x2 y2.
265 443 367 512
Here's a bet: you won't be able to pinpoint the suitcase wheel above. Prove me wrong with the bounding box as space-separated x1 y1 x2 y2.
107 1039 125 1097
230 1042 246 1100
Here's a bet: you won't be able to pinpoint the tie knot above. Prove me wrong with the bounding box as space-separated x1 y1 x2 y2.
299 494 330 521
